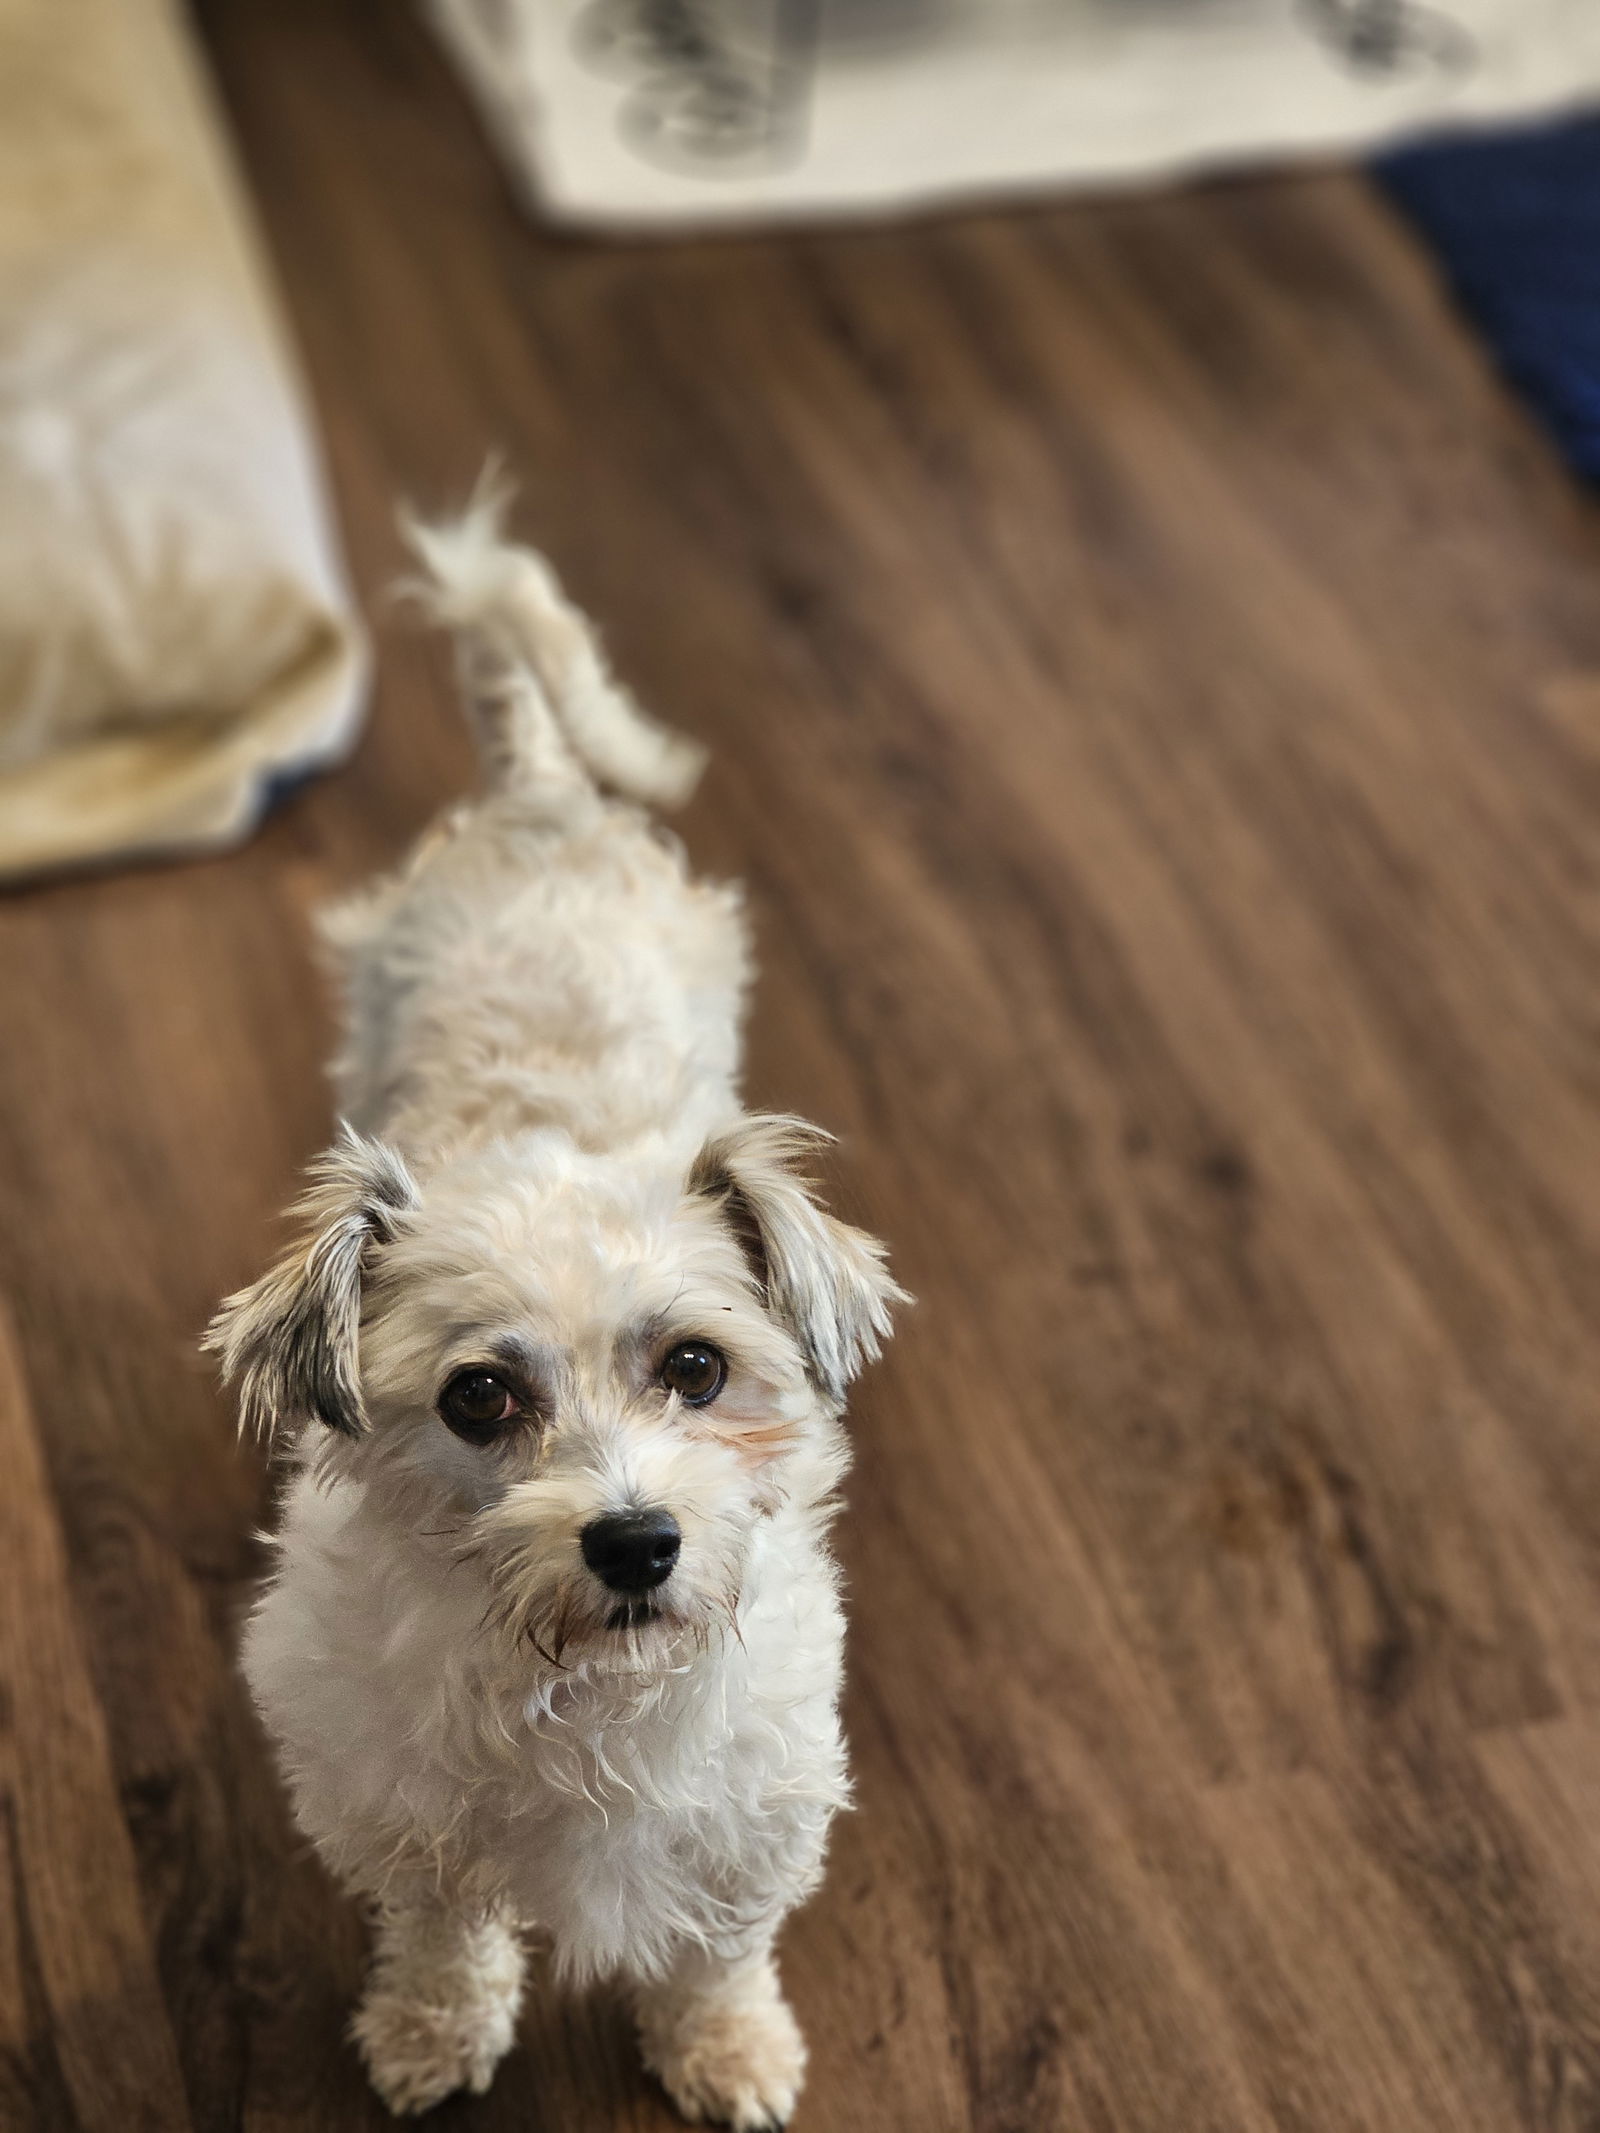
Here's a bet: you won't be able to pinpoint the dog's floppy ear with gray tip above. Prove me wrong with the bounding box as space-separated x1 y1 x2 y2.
689 1114 908 1403
204 1126 418 1442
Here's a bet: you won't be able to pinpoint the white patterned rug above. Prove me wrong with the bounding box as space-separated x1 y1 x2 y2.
426 0 1600 231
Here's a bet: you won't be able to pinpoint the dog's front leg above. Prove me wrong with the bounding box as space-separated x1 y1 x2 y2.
351 1882 526 2115
633 1938 807 2131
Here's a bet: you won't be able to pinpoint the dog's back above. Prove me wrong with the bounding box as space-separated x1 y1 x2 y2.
319 494 748 1159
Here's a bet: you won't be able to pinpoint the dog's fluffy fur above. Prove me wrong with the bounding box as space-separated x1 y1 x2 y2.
206 492 905 2129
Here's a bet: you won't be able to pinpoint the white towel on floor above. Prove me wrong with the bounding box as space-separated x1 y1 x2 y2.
425 0 1600 231
0 0 366 881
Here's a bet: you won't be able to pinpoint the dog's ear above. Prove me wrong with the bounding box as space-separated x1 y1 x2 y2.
689 1114 908 1403
204 1126 418 1442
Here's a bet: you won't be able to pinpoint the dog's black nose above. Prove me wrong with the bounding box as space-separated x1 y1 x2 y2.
581 1509 681 1593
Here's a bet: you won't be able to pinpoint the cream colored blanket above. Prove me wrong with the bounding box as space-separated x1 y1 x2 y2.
0 0 366 881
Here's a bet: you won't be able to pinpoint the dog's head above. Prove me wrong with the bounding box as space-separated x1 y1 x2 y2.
207 1117 904 1674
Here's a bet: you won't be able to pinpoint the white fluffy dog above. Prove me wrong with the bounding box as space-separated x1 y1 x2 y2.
206 495 905 2130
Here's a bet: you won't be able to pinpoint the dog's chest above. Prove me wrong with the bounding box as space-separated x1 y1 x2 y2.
474 1654 845 1978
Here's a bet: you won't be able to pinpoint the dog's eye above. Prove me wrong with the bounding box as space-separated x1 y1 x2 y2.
438 1369 521 1444
659 1341 727 1407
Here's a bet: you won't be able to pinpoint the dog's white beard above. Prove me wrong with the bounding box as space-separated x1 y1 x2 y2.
473 1482 754 1688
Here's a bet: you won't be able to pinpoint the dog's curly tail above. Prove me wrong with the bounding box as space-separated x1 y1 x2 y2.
399 474 707 810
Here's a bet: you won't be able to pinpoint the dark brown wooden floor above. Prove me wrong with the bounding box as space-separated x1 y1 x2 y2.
8 4 1600 2128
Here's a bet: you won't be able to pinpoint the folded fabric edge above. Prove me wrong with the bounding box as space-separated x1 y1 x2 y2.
0 615 370 887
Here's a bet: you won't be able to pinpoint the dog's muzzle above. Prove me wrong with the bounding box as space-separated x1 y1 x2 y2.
580 1509 681 1594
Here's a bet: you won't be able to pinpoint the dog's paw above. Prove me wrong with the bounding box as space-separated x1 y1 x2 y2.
352 1913 524 2117
354 1982 519 2115
640 1966 806 2131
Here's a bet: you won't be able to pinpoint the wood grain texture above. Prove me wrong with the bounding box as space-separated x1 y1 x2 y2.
4 0 1600 2123
0 1306 192 2132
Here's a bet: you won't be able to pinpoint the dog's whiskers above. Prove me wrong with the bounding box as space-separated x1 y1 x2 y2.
525 1627 569 1672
